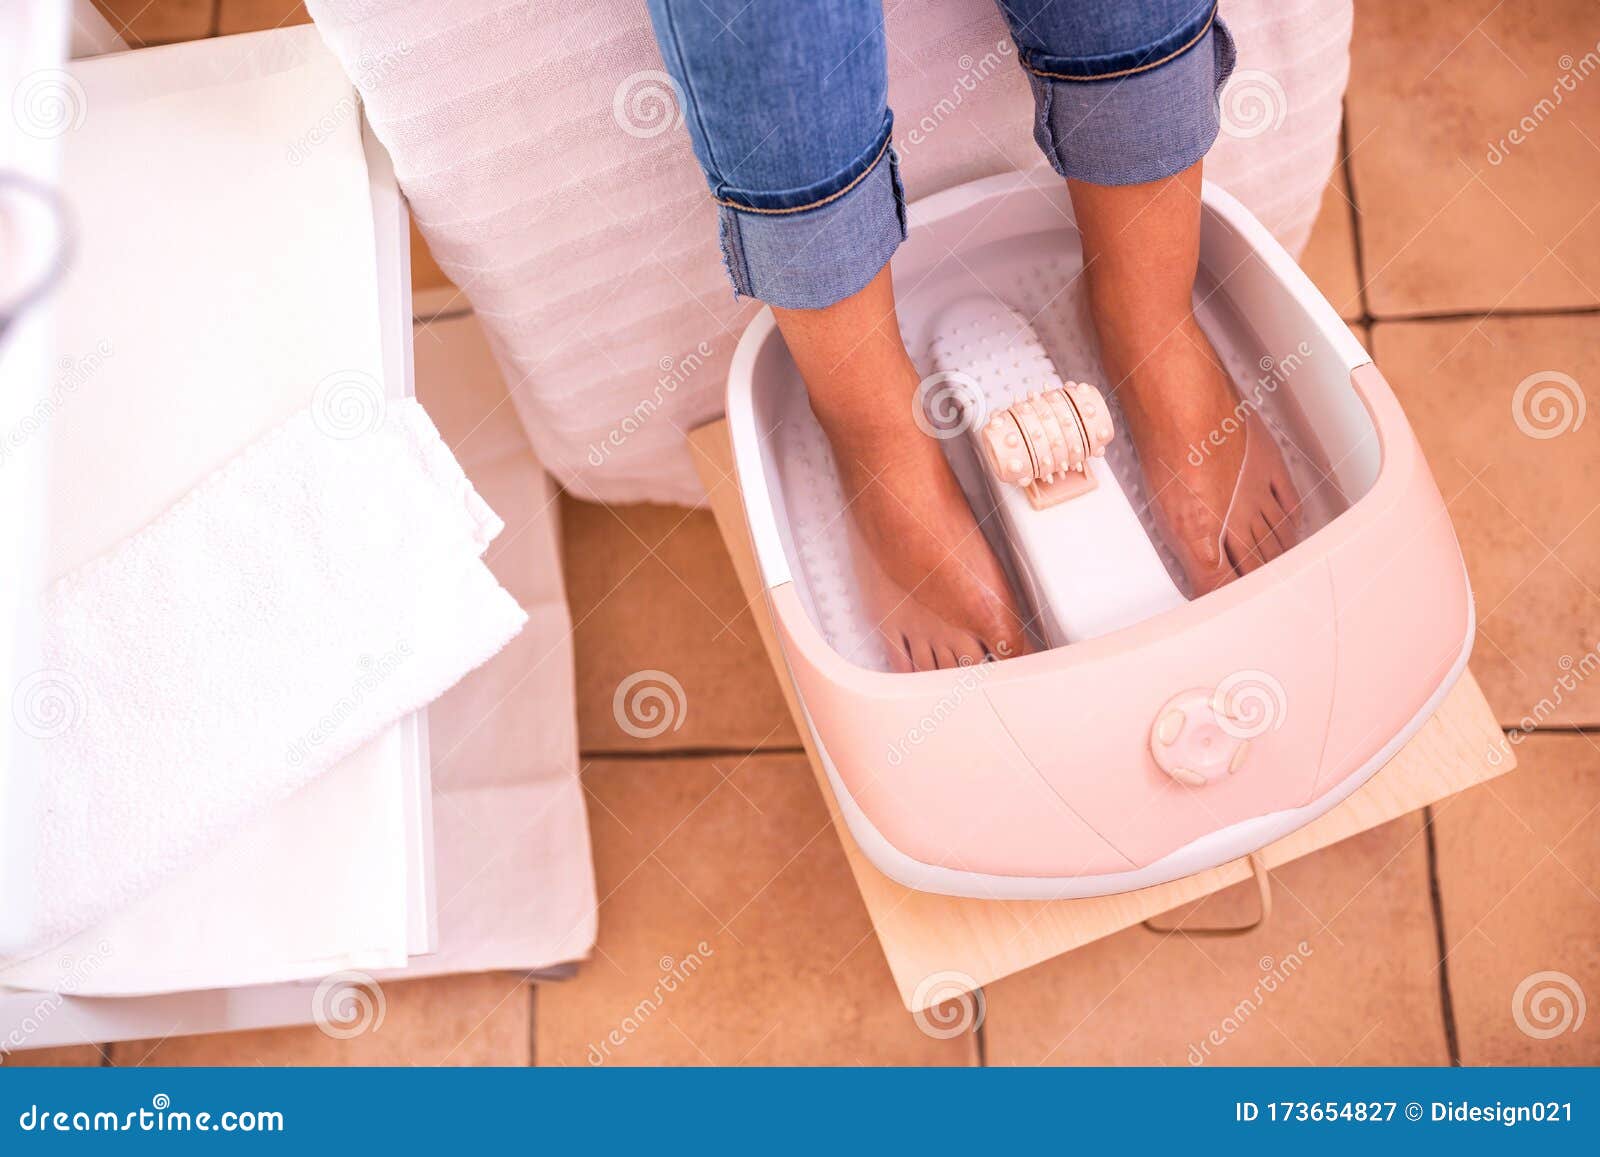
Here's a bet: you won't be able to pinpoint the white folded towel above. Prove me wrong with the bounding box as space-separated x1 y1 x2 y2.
7 396 526 957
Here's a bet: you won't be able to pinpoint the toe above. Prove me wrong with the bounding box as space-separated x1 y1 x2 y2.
1222 524 1256 580
952 636 989 668
885 633 914 674
1254 501 1288 563
928 620 992 669
1157 494 1233 594
985 616 1030 661
1262 493 1295 558
1185 525 1235 593
1269 464 1303 531
1252 519 1282 565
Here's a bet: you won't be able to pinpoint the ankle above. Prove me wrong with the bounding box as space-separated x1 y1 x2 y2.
1093 292 1194 349
1088 262 1196 336
805 359 926 444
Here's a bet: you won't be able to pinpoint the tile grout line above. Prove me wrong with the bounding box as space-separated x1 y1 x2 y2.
1422 804 1463 1066
1339 101 1600 330
1342 86 1570 1082
1506 724 1600 735
1339 99 1377 330
581 745 807 761
974 991 989 1067
1368 304 1600 326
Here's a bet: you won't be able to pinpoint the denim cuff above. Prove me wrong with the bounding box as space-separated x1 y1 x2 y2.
1022 7 1237 186
715 116 907 310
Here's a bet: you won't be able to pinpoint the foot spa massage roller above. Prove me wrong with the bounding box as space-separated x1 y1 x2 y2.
726 173 1474 901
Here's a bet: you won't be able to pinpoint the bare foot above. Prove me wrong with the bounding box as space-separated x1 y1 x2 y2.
1099 313 1301 595
821 386 1030 671
772 266 1029 671
1066 162 1301 597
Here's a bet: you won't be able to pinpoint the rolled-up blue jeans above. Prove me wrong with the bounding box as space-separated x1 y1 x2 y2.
646 0 1235 310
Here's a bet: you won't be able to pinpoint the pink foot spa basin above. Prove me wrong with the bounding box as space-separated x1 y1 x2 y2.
725 172 1475 901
